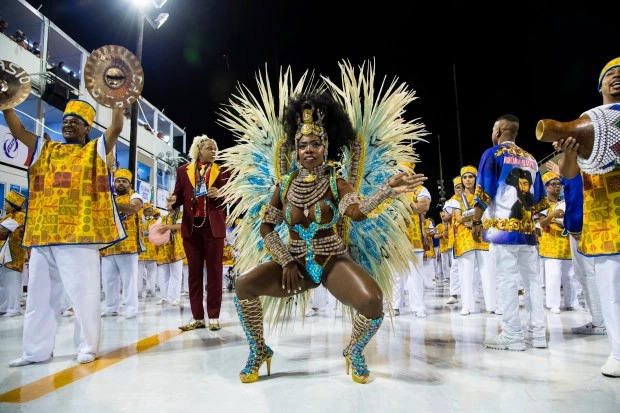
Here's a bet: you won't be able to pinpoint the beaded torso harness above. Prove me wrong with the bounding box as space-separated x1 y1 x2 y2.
280 165 346 283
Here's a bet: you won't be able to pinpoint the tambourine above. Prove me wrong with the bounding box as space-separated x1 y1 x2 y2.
148 223 170 246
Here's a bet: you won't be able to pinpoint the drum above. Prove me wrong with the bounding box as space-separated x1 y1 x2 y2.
461 209 475 228
536 103 620 174
148 223 170 246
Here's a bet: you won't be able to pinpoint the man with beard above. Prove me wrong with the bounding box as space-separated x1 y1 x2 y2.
100 168 144 319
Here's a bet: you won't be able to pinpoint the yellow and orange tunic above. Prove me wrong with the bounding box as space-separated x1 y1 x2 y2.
405 186 429 253
538 201 571 260
23 139 124 247
101 191 144 257
156 211 186 265
0 211 27 272
139 214 159 261
579 169 620 256
451 191 489 257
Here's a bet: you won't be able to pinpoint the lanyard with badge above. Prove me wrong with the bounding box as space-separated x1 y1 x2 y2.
195 163 210 198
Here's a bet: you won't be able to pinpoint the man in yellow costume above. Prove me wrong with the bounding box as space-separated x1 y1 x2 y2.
443 176 463 305
139 203 159 298
0 190 28 317
101 168 144 319
391 165 430 318
537 171 577 314
552 57 620 377
3 99 125 366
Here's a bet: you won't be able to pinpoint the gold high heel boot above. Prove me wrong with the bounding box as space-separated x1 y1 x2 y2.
343 313 383 384
234 297 273 383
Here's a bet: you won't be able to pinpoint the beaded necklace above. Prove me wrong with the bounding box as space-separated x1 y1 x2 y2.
286 165 329 217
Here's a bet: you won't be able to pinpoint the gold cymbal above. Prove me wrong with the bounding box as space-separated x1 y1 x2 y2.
84 45 144 108
0 60 32 110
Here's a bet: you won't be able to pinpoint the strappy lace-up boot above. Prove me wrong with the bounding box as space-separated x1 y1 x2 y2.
234 297 274 383
343 313 383 383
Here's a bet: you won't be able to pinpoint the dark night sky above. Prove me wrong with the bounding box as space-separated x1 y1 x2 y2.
24 1 619 215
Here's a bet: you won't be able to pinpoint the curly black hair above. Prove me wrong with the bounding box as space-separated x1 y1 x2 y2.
283 91 356 162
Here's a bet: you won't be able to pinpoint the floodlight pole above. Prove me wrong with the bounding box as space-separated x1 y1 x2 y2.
128 15 144 188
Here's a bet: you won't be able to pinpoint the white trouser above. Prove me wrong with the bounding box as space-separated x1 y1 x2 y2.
141 260 157 294
0 266 23 314
458 249 497 312
21 245 101 361
491 244 545 339
158 260 183 302
592 255 620 360
423 257 435 288
449 255 460 296
570 237 604 326
309 283 329 309
182 264 189 293
440 250 452 282
392 252 425 312
102 253 139 317
542 257 575 310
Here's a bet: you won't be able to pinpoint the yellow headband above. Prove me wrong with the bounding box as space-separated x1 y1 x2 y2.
542 171 560 185
460 165 478 177
114 168 133 182
598 57 620 93
5 190 26 209
452 176 462 187
143 203 153 209
63 99 96 127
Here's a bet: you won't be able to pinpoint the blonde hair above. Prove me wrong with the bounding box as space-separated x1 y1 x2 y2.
188 135 218 162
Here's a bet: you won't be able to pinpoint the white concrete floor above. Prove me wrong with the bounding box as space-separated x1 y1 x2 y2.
1 280 618 413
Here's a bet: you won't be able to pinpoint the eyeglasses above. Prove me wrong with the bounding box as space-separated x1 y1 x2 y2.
546 182 562 187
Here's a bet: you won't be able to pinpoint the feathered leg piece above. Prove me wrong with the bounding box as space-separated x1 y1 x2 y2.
234 296 274 383
343 312 383 383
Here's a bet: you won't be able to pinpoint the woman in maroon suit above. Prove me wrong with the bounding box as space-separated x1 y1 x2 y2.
167 135 230 331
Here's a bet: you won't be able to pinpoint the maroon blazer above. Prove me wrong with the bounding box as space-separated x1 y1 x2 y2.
171 162 230 239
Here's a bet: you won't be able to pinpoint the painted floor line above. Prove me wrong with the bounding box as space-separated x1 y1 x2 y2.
0 329 183 403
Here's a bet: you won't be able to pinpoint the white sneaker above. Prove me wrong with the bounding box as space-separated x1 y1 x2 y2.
155 299 166 305
525 332 548 348
170 300 180 306
459 309 470 316
571 322 607 335
493 308 503 315
3 311 22 317
445 296 458 305
9 354 53 367
549 308 561 314
483 333 526 351
77 353 96 364
414 311 427 318
601 356 620 377
125 313 137 319
101 311 119 317
304 308 318 317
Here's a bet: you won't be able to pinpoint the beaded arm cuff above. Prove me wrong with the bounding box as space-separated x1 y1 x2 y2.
262 204 284 225
263 230 295 267
359 182 398 216
338 192 361 216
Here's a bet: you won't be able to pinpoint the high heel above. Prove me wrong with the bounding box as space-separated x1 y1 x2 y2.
239 346 273 383
343 313 383 384
234 297 273 383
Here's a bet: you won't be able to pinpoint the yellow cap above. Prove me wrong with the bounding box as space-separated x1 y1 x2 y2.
542 171 560 185
460 165 478 177
5 190 26 209
452 176 462 187
143 203 153 209
114 168 133 182
598 57 620 93
63 99 96 126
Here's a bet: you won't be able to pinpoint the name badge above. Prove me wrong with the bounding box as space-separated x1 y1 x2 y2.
196 182 207 197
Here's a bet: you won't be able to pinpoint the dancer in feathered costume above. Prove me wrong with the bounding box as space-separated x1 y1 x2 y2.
217 60 428 384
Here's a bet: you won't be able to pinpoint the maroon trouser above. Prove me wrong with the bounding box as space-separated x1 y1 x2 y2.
183 218 225 320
